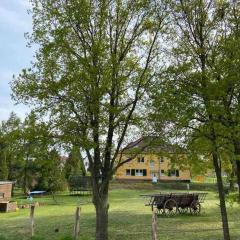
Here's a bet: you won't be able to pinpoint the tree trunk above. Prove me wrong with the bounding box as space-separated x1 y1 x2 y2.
212 151 231 240
24 168 27 194
228 169 235 192
23 164 28 194
23 150 30 194
95 201 109 240
235 160 240 201
92 179 109 240
233 141 240 201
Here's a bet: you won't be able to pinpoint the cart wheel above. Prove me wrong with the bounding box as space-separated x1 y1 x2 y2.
178 207 188 214
190 202 201 215
156 207 164 215
164 199 178 216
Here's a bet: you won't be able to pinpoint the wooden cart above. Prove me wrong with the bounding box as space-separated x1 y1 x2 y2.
143 192 207 216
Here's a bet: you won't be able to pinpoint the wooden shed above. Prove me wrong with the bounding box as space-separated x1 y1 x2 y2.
0 181 17 212
0 181 12 201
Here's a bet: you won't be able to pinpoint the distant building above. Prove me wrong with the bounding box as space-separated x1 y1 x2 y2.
115 137 191 182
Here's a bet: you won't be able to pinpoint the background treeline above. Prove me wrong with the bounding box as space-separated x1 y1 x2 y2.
0 112 86 193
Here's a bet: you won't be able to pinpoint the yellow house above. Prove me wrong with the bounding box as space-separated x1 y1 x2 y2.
115 137 191 182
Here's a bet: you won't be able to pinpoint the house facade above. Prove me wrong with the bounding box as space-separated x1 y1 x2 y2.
115 138 191 182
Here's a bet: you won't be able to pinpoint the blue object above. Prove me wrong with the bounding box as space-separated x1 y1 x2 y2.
29 191 46 194
29 191 46 196
27 196 33 202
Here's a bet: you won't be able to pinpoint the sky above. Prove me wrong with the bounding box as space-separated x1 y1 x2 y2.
0 0 34 121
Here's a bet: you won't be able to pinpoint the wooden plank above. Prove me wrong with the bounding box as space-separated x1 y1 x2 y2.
151 210 157 240
73 207 80 240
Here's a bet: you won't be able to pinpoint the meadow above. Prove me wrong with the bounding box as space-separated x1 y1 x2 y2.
0 184 239 240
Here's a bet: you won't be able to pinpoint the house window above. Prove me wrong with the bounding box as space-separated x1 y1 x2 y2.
137 157 144 163
126 169 131 176
135 169 143 176
160 169 165 176
160 157 164 163
168 169 178 177
149 160 155 168
129 169 147 176
168 170 174 176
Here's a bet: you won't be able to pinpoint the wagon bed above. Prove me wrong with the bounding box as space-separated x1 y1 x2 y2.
142 192 207 216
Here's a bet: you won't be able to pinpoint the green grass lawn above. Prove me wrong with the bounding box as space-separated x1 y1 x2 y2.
0 187 239 240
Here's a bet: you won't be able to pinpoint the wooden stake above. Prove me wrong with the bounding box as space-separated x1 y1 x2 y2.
73 207 80 240
152 210 157 240
30 205 35 237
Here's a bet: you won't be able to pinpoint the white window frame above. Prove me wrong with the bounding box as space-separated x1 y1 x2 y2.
135 169 143 176
149 160 155 168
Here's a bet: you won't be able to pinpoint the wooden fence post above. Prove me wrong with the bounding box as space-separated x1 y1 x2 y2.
152 210 157 240
73 207 80 240
30 205 35 237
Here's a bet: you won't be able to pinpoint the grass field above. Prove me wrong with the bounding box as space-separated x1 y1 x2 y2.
0 186 239 240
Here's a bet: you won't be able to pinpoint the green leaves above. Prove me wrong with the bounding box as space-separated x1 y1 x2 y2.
150 1 240 179
12 0 167 170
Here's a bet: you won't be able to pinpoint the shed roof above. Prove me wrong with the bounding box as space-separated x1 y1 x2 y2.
0 181 13 185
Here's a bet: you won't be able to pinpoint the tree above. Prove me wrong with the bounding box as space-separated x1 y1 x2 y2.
211 1 240 200
20 112 39 193
19 111 63 193
0 135 8 180
0 112 22 181
151 1 234 239
0 111 65 193
12 1 167 239
38 149 66 194
65 145 86 180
